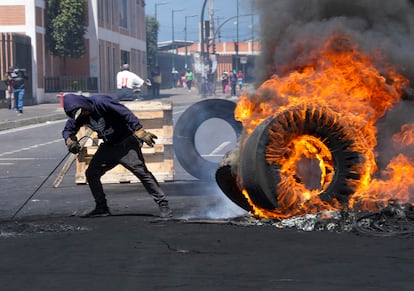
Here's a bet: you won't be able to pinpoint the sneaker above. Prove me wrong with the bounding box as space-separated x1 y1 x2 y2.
159 202 173 218
80 206 111 218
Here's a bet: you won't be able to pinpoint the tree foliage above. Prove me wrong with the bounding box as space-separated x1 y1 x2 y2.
46 0 86 58
146 16 159 68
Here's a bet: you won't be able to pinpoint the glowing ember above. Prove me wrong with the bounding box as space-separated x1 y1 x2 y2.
235 32 412 219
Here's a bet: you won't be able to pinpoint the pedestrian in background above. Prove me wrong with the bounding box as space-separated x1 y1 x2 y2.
116 64 150 101
237 69 244 91
185 68 194 92
62 93 173 218
179 68 186 88
3 67 15 110
230 70 237 96
171 67 179 88
151 66 161 97
12 67 27 115
221 71 229 94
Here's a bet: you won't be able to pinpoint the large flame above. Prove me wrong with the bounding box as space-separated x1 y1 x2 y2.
235 32 411 219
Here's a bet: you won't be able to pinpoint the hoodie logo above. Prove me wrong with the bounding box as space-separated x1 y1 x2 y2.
88 117 114 140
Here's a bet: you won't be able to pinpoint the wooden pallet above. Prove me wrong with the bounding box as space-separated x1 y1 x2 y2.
75 100 174 184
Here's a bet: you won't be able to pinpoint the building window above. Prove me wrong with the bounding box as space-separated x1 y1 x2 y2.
119 0 128 28
121 50 130 66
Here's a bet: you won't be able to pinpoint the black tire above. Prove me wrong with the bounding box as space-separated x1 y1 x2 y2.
215 147 253 212
240 104 365 210
174 99 243 180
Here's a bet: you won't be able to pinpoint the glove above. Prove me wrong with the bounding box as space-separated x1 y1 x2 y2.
135 128 157 147
66 135 81 154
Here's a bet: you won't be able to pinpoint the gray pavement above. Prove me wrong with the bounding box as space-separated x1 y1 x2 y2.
1 89 413 291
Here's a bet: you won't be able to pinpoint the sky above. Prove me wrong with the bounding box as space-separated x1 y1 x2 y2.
145 0 258 43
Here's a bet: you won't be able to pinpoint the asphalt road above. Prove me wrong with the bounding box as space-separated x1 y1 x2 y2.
0 89 413 290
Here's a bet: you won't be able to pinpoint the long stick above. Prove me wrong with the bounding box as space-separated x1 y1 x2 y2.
11 151 71 219
11 129 94 219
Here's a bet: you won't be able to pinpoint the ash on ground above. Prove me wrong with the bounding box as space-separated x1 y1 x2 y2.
231 200 414 237
0 221 90 238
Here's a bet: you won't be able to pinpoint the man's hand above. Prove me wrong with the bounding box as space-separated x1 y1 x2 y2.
135 128 157 147
66 136 81 154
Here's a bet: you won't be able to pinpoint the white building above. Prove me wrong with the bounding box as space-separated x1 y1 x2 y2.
0 0 147 104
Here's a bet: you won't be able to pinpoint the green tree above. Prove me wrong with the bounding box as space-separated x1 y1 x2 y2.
146 16 159 68
46 0 86 59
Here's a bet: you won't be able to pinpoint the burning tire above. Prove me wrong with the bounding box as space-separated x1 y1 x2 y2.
174 99 243 180
215 149 253 212
240 104 365 210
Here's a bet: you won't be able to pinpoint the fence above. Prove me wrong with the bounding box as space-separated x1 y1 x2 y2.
44 76 98 93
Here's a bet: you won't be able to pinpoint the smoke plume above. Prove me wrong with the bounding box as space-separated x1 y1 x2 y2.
254 0 414 86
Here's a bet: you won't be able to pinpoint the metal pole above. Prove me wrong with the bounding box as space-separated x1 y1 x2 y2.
200 0 208 97
236 0 239 71
185 16 188 68
185 14 197 68
171 9 184 71
172 9 175 70
154 2 168 66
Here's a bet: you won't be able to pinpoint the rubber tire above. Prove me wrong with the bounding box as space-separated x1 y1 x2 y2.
174 99 243 181
215 153 253 212
240 104 364 210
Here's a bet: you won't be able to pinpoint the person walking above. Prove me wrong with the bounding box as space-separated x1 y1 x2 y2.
62 93 173 218
3 67 15 110
151 66 161 97
171 67 179 88
185 68 194 92
237 69 244 91
116 64 150 101
229 70 238 97
221 71 229 94
11 68 27 115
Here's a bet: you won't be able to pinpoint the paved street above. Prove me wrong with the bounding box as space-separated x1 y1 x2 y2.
0 88 413 291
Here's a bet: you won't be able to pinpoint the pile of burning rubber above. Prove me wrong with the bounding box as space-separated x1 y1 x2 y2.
215 32 414 225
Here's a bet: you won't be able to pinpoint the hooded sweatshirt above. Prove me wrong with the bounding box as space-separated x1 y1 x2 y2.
62 94 142 144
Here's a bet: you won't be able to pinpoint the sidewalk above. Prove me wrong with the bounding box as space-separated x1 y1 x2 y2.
0 103 66 131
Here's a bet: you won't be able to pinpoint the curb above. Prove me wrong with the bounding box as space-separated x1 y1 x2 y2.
0 113 67 131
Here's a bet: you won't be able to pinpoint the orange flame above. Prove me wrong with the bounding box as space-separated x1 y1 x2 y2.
235 32 411 219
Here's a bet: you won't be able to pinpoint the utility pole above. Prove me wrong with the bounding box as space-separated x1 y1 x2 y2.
171 8 184 71
154 2 168 66
200 0 208 97
208 0 215 54
185 14 198 68
236 0 239 71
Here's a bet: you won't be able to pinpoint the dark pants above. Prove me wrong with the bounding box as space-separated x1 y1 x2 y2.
152 83 160 97
187 80 193 91
116 88 142 101
231 84 237 96
85 135 167 208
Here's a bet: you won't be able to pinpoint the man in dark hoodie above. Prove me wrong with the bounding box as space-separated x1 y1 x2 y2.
62 93 172 218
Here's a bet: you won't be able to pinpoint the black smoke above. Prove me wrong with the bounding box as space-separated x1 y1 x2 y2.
254 0 414 86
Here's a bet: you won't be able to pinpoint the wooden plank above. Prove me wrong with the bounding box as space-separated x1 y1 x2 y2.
122 100 172 111
75 101 174 184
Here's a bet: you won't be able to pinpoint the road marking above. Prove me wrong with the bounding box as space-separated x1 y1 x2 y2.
209 141 232 155
0 139 62 157
0 163 13 165
173 110 185 115
0 157 56 160
200 141 233 157
0 120 65 136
